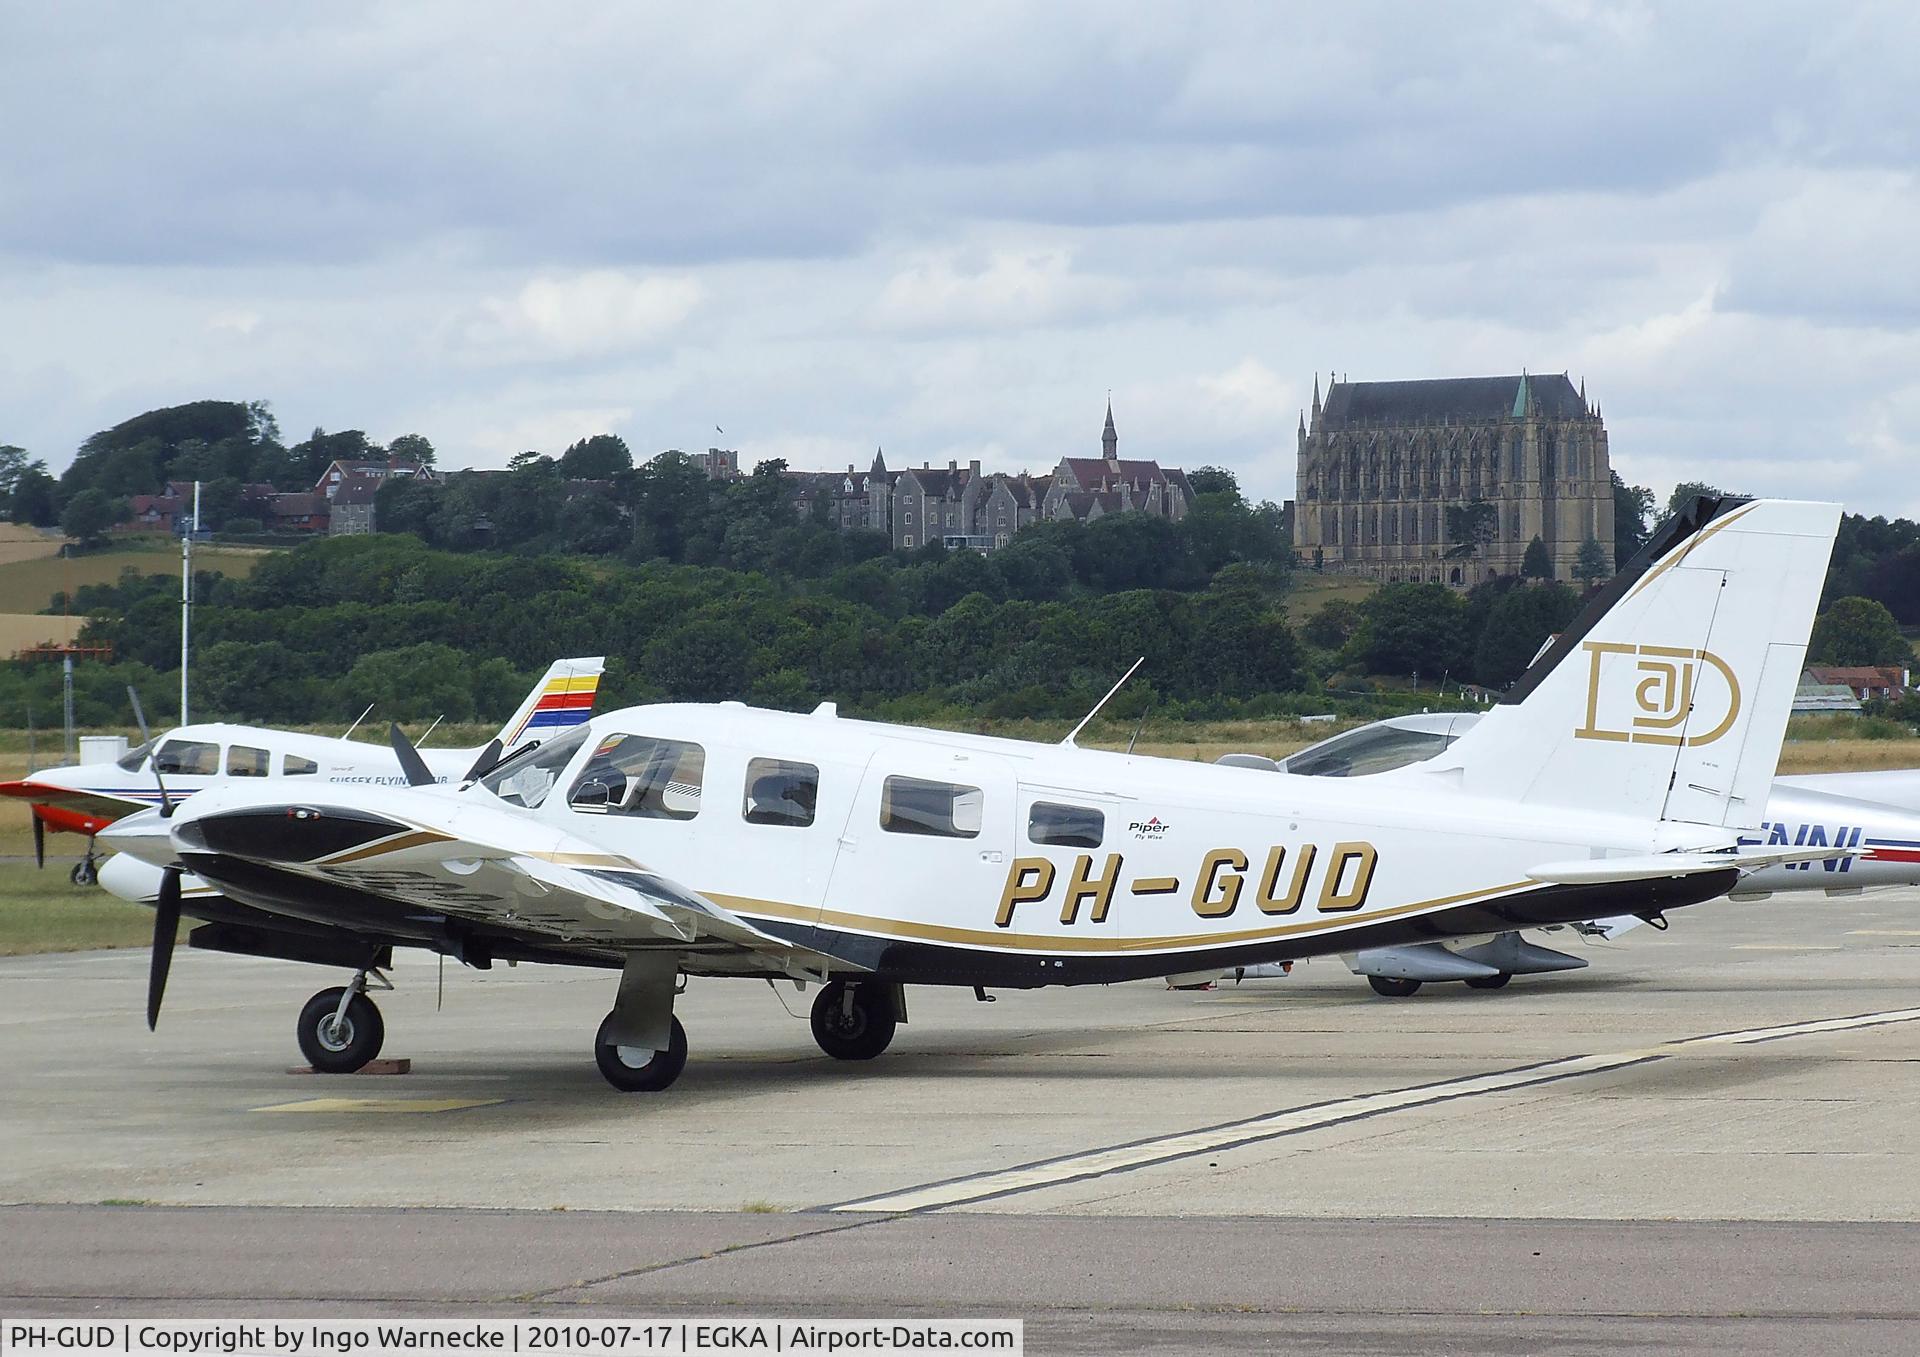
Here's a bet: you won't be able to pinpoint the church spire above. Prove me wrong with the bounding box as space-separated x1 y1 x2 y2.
1102 398 1117 462
870 445 887 476
1312 371 1321 417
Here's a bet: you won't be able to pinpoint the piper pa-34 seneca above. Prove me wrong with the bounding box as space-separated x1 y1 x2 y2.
1 658 604 881
102 498 1851 1093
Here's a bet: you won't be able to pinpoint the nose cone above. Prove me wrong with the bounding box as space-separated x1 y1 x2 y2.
97 851 168 905
97 808 177 867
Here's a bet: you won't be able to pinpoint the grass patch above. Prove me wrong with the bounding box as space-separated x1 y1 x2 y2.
0 860 171 956
0 541 271 615
739 1201 784 1214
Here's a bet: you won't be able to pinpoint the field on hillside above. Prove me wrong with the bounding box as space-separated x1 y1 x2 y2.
0 540 271 614
0 523 64 568
1284 571 1379 612
0 614 86 652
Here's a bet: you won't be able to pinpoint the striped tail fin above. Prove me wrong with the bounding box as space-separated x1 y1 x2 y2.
496 657 606 752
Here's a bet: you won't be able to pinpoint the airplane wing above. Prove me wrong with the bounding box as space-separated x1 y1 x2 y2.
126 789 843 979
1527 845 1860 885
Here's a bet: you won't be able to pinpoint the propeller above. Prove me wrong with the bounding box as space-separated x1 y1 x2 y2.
147 864 182 1030
32 814 45 869
462 738 504 783
389 723 437 788
126 686 174 817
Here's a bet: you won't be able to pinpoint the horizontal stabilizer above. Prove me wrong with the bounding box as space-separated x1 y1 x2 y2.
1530 845 1859 884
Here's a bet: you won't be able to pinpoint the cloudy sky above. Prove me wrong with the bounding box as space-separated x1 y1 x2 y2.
4 2 1918 517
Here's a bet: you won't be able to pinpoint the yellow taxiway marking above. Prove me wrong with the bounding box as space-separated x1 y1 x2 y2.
251 1097 503 1114
1846 930 1920 937
824 1005 1920 1215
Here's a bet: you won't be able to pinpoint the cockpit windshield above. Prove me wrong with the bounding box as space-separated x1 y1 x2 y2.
478 726 591 809
116 738 157 773
1282 724 1457 778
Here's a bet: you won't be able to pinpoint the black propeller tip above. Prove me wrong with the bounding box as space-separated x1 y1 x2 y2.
146 867 181 1031
388 723 437 789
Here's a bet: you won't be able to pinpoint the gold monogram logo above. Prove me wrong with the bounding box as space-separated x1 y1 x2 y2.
1573 642 1742 746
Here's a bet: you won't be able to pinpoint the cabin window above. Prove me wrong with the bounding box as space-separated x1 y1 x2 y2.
742 758 819 827
481 725 593 810
1028 801 1104 849
880 775 982 839
155 739 218 776
284 754 318 776
568 734 705 820
227 745 270 777
116 739 156 773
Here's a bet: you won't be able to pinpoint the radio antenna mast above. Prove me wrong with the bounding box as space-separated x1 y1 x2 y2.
1061 656 1145 748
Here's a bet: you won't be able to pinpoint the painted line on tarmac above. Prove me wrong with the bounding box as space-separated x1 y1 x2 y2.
821 1006 1920 1215
252 1097 504 1114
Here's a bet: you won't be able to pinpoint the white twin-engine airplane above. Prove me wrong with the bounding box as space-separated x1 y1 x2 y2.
102 499 1851 1093
0 658 605 881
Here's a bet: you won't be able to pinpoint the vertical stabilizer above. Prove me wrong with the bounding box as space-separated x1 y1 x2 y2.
1432 499 1840 828
495 656 606 752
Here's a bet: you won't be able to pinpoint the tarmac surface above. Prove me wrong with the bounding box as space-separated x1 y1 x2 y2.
5 885 1920 1353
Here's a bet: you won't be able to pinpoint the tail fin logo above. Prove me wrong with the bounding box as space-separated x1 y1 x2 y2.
1573 642 1742 747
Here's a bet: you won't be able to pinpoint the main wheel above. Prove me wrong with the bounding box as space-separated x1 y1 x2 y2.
297 988 386 1073
810 981 897 1061
1367 975 1422 998
594 1013 688 1092
1464 972 1513 990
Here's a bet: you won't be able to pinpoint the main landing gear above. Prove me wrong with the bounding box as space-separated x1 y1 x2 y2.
1367 972 1514 998
594 1014 689 1092
810 979 899 1061
296 969 390 1073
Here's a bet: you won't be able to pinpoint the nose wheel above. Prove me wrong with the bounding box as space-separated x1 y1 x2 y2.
810 980 898 1061
296 969 390 1073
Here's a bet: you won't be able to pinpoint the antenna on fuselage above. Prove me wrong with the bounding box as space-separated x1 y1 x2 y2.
342 703 375 740
417 715 444 747
1061 656 1145 748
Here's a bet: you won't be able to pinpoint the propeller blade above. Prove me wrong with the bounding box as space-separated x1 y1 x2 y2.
32 814 45 869
127 686 173 816
146 867 181 1031
462 738 503 782
389 723 437 788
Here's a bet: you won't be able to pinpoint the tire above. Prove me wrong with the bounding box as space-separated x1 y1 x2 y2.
297 988 386 1073
71 861 97 887
810 981 898 1061
1464 972 1513 990
594 1013 688 1092
1367 975 1422 998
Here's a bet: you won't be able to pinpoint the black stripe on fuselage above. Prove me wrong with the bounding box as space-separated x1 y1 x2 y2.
748 870 1740 987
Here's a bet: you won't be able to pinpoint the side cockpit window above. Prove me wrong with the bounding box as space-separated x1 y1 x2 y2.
155 739 218 776
568 734 705 820
283 754 319 776
116 739 156 773
881 775 982 839
1028 801 1104 848
743 758 818 827
227 745 269 777
480 725 592 810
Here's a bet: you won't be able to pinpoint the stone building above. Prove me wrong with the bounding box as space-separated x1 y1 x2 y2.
1293 372 1612 586
1043 404 1195 525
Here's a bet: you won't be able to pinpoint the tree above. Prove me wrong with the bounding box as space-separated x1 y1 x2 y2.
1611 471 1654 566
558 434 632 480
1188 466 1239 496
1444 499 1497 558
0 444 31 515
1350 584 1471 679
1473 582 1581 687
59 489 126 548
388 433 436 467
10 463 57 525
1573 537 1610 588
1301 599 1363 650
1809 597 1911 667
1521 536 1553 579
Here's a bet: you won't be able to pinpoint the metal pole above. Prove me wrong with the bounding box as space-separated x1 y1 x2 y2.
62 656 75 760
180 480 199 725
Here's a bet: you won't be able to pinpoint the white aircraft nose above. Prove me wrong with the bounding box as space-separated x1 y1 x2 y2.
97 808 177 868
